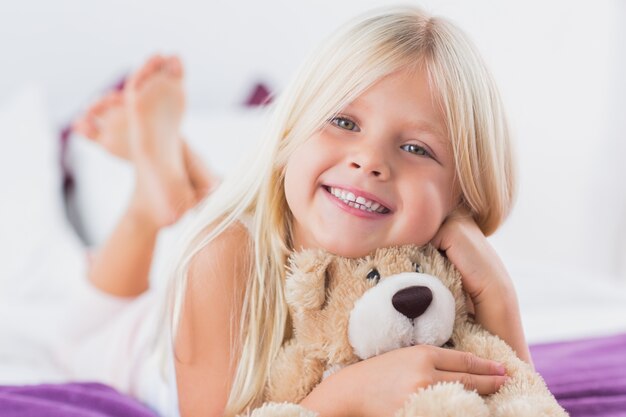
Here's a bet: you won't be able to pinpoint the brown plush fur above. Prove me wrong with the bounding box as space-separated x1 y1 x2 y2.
246 245 568 417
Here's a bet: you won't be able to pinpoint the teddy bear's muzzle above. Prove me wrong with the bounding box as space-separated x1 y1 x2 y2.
348 272 456 358
392 286 433 319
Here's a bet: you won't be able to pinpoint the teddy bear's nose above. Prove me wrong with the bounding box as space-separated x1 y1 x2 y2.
392 286 433 319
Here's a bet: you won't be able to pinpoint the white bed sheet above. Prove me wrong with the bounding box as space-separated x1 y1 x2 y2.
508 258 626 344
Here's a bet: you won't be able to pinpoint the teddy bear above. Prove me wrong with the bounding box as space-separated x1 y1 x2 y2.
246 244 567 417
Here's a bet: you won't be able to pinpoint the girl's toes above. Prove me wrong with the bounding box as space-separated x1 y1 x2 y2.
110 91 124 105
101 91 124 112
73 117 98 140
102 93 114 106
91 99 109 118
131 54 166 89
74 104 102 139
145 54 165 72
103 91 119 106
165 56 183 78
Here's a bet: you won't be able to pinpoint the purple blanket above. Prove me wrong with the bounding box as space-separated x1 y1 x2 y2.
0 333 624 417
0 382 157 417
531 332 626 417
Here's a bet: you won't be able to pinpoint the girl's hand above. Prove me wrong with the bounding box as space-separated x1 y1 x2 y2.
301 345 507 417
429 209 532 364
429 209 513 306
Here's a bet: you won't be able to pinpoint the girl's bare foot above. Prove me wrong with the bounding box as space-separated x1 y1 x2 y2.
126 55 185 165
73 55 219 226
73 90 129 159
123 55 199 228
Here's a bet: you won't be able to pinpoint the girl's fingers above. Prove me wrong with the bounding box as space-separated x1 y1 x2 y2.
436 370 508 395
434 349 505 376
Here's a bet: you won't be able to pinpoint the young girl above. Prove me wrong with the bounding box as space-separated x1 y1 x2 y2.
164 5 530 417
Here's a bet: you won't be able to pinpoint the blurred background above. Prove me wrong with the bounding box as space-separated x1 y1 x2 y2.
1 0 625 343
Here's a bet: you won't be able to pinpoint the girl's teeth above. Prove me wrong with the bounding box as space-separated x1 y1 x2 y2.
327 187 388 214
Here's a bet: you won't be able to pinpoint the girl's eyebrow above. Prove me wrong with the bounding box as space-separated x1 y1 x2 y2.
406 121 447 145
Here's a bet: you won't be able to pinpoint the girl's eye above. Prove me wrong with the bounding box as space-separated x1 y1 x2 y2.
401 144 431 157
366 268 381 283
331 116 360 132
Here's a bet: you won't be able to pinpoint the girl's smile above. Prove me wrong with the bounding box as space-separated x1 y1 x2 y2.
322 185 392 217
284 67 461 258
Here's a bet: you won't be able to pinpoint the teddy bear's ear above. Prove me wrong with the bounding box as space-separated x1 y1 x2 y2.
419 243 465 303
285 249 335 312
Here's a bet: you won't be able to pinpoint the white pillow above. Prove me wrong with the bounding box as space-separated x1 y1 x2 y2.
0 86 72 287
66 107 268 289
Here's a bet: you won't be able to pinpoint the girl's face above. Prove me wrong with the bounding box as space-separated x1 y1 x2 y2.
284 68 460 258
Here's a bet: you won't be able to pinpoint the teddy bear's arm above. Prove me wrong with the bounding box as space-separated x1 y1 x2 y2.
452 321 568 417
265 339 326 404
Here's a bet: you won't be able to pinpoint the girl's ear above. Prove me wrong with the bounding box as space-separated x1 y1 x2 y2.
286 249 334 312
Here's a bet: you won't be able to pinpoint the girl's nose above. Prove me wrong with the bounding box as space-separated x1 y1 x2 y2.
348 147 391 180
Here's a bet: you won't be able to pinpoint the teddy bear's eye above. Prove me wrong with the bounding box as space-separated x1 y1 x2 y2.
413 262 421 273
366 268 381 283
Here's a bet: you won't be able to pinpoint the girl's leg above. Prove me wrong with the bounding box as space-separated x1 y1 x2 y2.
73 55 217 297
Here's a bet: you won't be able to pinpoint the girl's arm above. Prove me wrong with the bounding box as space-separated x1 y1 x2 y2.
300 344 507 417
174 222 251 417
430 211 532 365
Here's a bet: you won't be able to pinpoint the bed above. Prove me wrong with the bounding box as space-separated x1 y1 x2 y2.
0 333 624 416
532 333 626 416
1 86 626 417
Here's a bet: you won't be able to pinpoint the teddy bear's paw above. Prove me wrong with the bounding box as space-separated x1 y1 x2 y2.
396 382 489 417
247 402 319 417
489 395 569 417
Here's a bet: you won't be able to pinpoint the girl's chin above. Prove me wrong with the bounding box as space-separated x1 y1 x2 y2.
315 239 378 259
291 235 376 258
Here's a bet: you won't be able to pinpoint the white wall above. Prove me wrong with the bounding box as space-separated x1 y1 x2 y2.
605 0 626 279
1 0 624 280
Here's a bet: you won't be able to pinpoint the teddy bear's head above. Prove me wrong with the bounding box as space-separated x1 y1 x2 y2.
285 244 467 366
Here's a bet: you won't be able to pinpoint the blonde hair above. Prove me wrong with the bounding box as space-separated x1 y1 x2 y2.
164 5 516 415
